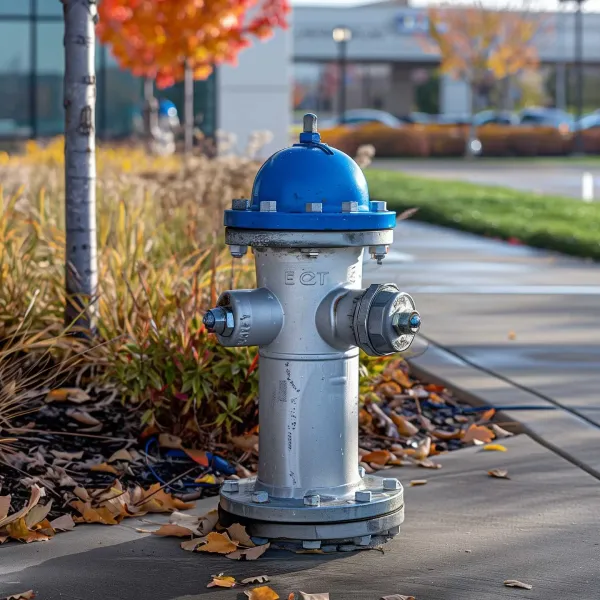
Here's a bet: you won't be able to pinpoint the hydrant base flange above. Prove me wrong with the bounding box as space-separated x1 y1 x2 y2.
219 474 404 543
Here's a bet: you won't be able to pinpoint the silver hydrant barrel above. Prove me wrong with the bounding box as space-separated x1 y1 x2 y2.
203 113 421 549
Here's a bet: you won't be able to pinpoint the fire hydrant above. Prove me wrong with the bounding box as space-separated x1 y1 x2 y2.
203 114 421 549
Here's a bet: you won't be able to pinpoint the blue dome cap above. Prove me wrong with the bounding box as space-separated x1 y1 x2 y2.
224 113 396 232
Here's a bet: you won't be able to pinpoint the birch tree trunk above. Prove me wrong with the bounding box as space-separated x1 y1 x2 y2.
142 77 159 153
62 0 98 331
184 60 194 155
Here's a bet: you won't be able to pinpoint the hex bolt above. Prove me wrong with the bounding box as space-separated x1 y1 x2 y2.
355 490 372 503
370 200 387 212
341 201 359 213
222 480 239 493
303 113 318 133
300 248 320 258
229 244 248 258
387 525 401 536
305 202 323 213
358 466 366 478
369 244 389 265
354 535 372 546
393 310 422 335
302 540 322 550
251 491 269 503
303 494 321 507
231 198 250 210
383 478 401 490
260 201 277 212
203 307 235 337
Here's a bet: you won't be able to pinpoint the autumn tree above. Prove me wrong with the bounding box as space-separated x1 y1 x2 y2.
97 0 290 153
424 2 545 154
62 0 98 331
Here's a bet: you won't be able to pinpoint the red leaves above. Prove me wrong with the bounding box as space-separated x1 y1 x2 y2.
97 0 291 88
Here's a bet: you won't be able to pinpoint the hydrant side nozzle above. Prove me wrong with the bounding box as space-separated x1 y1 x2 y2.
203 306 234 337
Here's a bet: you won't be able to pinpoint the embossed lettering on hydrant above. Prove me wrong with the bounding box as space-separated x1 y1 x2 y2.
284 270 329 285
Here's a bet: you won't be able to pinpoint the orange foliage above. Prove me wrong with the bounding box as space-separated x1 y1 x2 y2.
97 0 290 89
424 5 545 85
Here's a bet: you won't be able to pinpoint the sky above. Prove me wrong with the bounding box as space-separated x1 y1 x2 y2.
291 0 600 11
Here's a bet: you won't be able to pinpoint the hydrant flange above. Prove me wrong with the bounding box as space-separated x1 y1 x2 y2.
205 113 420 548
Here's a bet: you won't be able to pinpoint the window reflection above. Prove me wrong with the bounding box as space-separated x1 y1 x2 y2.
0 1 30 16
36 22 64 136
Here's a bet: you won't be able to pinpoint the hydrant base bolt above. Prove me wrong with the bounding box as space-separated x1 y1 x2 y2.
251 491 269 503
302 540 322 550
370 200 387 212
383 478 401 490
355 490 372 503
232 198 250 210
354 535 372 546
229 244 248 258
369 245 389 265
260 201 277 212
222 480 239 493
303 494 320 507
203 307 235 337
341 201 359 213
305 202 323 213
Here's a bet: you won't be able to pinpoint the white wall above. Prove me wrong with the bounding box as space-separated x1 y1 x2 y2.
217 24 292 158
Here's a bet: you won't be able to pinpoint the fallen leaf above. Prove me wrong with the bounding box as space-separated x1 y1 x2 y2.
153 524 196 537
299 593 330 599
49 514 76 532
478 408 496 423
504 580 532 590
5 518 51 543
227 543 270 560
428 392 445 405
90 463 119 475
409 479 428 486
508 331 517 340
462 424 495 444
432 429 461 441
227 523 255 547
46 387 90 404
245 586 279 600
207 574 236 588
134 484 194 513
242 576 270 585
488 469 510 479
417 459 442 470
25 501 53 529
1 590 35 599
294 548 324 554
181 537 206 552
491 424 514 438
196 531 238 554
231 434 259 452
288 595 295 600
50 450 84 461
65 409 101 426
196 508 219 535
70 501 122 525
0 496 10 520
359 461 374 474
359 408 373 427
405 437 431 461
158 433 182 449
425 384 445 393
381 595 415 600
370 462 392 470
195 474 217 484
108 449 133 463
483 444 507 452
184 448 210 467
389 414 419 437
0 485 44 529
73 487 90 502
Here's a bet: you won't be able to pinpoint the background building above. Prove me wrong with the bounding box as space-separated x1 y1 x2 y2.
0 0 291 157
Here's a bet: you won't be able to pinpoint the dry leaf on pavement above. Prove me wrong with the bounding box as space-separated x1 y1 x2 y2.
196 531 239 554
491 424 514 439
245 586 279 600
90 462 119 475
389 414 419 437
242 576 270 585
405 437 431 461
504 580 532 590
49 514 75 532
24 501 53 529
1 590 35 600
133 484 194 514
483 444 507 452
181 537 206 552
488 469 510 479
152 524 196 538
5 517 52 543
462 424 495 444
417 459 441 469
226 543 270 560
409 479 428 486
0 496 11 520
207 574 236 588
299 593 330 599
70 501 122 525
361 450 391 464
196 508 219 535
381 595 415 600
46 387 90 404
227 523 255 547
0 485 44 529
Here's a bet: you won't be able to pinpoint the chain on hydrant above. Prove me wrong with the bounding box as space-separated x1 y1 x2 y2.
203 113 421 549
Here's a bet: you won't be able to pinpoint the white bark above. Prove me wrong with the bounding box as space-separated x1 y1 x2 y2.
184 61 194 154
62 0 98 330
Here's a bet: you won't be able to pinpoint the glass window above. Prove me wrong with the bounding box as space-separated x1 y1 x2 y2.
0 0 30 16
36 22 65 136
0 22 31 138
37 0 63 17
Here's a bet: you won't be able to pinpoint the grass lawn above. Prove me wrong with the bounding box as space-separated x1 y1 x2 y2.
365 169 600 261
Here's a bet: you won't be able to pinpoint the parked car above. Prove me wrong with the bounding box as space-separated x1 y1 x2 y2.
574 113 600 131
517 108 574 133
473 110 519 126
322 109 404 129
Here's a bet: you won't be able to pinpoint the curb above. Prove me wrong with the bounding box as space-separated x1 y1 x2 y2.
409 342 600 481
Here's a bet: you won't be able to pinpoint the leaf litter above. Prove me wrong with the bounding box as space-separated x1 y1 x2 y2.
504 580 533 590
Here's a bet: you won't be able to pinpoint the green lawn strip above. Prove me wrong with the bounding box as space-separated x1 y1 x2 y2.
365 169 600 261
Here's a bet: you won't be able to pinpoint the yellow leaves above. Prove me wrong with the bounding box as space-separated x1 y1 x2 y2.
361 450 392 465
207 574 236 588
71 501 122 525
45 387 91 404
152 524 197 537
197 531 238 554
90 462 120 475
245 587 279 600
389 414 419 437
462 424 495 444
134 484 195 514
409 479 428 487
482 444 507 452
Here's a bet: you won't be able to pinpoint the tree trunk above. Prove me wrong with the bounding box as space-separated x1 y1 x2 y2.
142 77 159 152
184 61 194 154
465 83 477 159
62 0 98 331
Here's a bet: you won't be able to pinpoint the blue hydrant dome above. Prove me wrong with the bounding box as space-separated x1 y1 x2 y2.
224 113 396 232
251 144 369 212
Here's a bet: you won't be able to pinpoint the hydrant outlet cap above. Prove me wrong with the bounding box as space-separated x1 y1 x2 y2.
224 113 396 232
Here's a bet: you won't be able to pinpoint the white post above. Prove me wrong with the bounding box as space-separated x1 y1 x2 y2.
582 172 594 202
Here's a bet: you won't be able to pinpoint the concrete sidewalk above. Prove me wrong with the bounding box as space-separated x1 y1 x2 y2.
365 221 600 475
2 436 599 600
